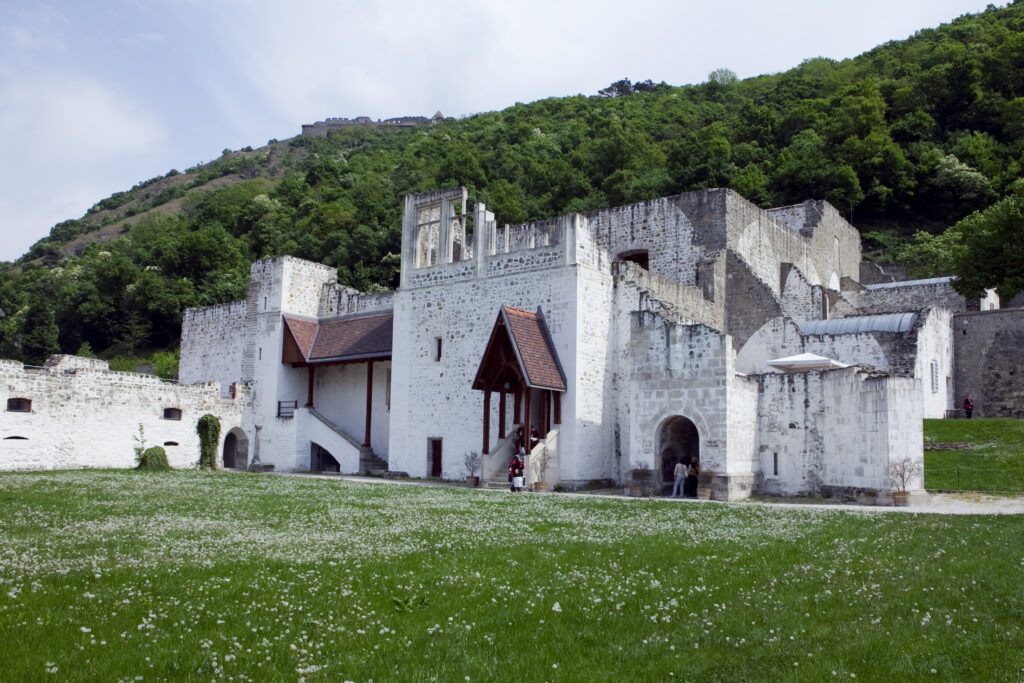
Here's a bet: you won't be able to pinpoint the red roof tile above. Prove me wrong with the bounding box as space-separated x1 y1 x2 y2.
282 313 392 364
502 306 566 391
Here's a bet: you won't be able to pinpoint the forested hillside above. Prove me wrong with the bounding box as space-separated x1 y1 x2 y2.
1 2 1022 368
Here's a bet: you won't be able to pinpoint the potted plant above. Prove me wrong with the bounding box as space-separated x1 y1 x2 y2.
628 460 652 497
696 464 715 500
888 456 922 506
463 450 481 487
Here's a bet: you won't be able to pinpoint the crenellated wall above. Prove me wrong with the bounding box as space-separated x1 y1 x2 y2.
1 356 245 471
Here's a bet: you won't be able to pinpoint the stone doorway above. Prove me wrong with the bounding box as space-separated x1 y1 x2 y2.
223 428 250 469
656 416 700 495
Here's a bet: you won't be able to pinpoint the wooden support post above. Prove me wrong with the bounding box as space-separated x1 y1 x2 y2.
483 390 491 454
554 392 561 425
498 391 506 439
306 366 315 407
524 389 532 454
363 361 374 447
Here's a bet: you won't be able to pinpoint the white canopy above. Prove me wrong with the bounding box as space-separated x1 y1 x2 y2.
766 353 849 373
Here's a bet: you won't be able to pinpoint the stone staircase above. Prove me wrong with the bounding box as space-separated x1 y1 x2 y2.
307 407 388 474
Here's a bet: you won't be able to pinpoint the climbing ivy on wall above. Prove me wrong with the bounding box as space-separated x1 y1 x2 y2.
196 414 221 471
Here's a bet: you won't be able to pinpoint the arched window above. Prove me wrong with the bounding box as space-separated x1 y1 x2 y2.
6 398 31 412
163 408 182 420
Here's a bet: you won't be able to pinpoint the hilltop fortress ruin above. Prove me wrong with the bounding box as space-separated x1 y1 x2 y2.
4 188 1023 502
301 111 444 137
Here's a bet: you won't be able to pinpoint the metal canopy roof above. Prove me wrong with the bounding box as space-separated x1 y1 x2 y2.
798 312 918 336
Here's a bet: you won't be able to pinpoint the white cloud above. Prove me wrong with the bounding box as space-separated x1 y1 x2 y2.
0 71 166 261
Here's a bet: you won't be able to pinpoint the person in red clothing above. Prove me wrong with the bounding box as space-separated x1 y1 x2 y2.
963 394 974 419
509 454 524 492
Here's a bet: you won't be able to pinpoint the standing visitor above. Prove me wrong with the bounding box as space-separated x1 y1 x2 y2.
963 394 974 419
672 460 686 498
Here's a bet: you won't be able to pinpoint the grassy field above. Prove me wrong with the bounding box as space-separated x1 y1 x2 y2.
1 471 1022 681
924 418 1024 492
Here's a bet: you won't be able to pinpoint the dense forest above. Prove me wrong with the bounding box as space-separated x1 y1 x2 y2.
1 2 1022 369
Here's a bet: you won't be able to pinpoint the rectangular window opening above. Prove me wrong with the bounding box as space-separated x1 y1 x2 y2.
773 452 779 477
434 337 442 362
930 360 939 394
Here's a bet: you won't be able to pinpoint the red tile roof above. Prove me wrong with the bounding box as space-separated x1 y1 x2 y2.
282 313 392 364
502 306 566 391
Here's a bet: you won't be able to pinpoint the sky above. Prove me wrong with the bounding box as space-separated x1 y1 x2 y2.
0 0 1001 263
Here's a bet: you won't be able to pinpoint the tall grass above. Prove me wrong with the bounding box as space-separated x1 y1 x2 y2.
924 418 1024 491
0 471 1022 681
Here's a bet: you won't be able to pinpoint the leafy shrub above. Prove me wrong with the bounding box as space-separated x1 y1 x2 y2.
197 414 220 470
136 446 170 471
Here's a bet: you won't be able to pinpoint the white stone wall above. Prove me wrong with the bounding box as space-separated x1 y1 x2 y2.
914 309 954 418
179 301 246 391
754 368 923 495
1 357 244 471
389 261 579 480
243 257 338 471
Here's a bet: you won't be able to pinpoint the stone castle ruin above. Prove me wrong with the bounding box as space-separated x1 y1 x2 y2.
301 111 444 138
4 187 1022 500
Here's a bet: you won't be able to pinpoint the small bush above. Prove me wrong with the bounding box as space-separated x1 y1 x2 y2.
136 446 170 471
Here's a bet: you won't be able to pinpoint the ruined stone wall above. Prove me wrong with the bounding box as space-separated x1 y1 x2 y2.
760 199 861 288
779 265 825 323
318 284 394 317
754 368 922 496
0 357 245 471
585 191 727 290
179 301 247 390
724 251 784 349
953 308 1024 417
854 279 973 314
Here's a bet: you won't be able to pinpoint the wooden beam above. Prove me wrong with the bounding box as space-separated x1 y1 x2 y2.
306 366 315 407
483 390 491 454
363 361 374 447
524 389 532 454
498 391 506 439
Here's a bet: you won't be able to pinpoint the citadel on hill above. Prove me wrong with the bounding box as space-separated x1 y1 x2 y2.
3 188 1023 502
300 111 444 137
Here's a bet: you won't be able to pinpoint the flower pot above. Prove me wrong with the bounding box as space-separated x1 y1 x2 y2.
533 481 549 492
696 487 712 500
892 490 911 507
628 484 644 497
466 475 479 487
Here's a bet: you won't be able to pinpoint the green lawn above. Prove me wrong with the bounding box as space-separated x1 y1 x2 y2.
0 471 1022 681
924 418 1024 492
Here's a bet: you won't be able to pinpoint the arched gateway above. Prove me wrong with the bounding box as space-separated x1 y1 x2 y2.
222 428 250 469
656 416 700 494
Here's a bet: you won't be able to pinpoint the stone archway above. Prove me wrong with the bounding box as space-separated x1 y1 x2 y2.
656 416 700 492
223 428 249 469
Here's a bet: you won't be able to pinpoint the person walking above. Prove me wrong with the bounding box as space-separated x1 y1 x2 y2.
671 460 686 498
509 454 524 492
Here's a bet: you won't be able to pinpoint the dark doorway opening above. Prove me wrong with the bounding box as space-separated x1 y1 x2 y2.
656 416 700 496
618 250 649 270
429 438 443 477
311 442 340 472
222 428 250 470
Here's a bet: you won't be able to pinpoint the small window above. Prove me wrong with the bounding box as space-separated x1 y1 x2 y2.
4 436 28 440
6 398 31 412
434 337 442 362
163 441 179 447
930 360 939 394
163 408 182 420
385 368 392 411
773 452 779 477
